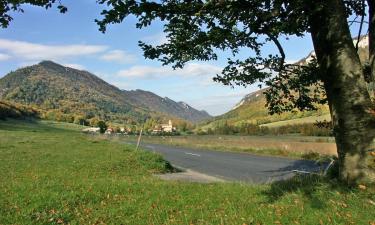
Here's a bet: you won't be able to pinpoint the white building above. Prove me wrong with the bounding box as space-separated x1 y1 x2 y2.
153 120 176 133
82 127 100 133
162 120 174 132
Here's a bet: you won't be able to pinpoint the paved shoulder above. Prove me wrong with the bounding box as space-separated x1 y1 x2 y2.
141 143 324 183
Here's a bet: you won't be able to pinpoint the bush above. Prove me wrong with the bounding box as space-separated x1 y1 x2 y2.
74 116 89 126
97 120 107 134
0 101 39 119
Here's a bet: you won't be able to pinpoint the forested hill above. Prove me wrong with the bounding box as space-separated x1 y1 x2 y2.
0 61 211 123
123 89 211 123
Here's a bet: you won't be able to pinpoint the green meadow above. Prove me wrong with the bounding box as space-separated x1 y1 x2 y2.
0 119 374 224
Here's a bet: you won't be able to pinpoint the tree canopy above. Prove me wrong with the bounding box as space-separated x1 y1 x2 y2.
0 1 370 114
0 0 67 28
94 0 371 114
96 0 375 184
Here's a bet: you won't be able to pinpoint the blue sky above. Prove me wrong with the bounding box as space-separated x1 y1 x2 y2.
0 1 361 115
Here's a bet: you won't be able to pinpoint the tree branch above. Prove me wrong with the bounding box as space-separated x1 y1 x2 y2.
349 15 359 26
355 0 365 51
268 34 285 72
368 0 375 82
348 20 368 25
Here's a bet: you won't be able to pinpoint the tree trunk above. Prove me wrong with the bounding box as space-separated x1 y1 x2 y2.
309 0 375 184
369 0 375 82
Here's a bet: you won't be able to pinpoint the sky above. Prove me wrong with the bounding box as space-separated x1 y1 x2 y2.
0 1 326 116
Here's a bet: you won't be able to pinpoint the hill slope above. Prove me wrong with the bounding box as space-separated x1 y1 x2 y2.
202 35 370 129
0 61 211 123
201 89 329 129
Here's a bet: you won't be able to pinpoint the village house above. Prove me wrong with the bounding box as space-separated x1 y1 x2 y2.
152 120 176 134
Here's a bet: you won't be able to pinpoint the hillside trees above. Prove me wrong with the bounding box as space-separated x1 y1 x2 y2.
0 100 38 119
94 0 375 184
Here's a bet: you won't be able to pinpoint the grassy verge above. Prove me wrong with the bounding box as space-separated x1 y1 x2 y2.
120 134 337 160
260 114 331 128
0 119 374 224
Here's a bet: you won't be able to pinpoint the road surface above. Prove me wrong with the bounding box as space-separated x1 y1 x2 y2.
139 143 326 183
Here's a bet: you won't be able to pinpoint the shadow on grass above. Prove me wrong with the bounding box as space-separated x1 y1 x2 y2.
0 118 81 133
262 174 351 209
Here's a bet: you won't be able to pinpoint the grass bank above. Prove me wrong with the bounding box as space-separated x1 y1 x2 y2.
121 134 337 160
0 119 374 224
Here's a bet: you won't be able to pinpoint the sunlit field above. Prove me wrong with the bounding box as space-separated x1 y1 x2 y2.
1 119 373 224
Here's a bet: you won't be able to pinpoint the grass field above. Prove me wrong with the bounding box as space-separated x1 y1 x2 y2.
123 134 337 159
0 119 374 224
260 114 331 128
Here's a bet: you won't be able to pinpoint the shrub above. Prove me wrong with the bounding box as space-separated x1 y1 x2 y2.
97 120 107 134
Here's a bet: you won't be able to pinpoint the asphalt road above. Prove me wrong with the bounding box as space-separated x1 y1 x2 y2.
140 143 326 183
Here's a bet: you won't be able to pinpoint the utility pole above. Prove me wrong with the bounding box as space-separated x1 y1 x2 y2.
136 128 143 151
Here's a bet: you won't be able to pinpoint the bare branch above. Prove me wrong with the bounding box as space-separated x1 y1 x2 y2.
268 34 285 72
368 0 375 82
355 0 366 51
348 20 368 25
349 15 359 26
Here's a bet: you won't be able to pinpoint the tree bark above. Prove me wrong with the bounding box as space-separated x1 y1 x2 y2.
309 0 375 184
369 0 375 82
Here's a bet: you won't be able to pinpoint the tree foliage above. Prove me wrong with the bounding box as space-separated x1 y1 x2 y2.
95 0 370 114
94 0 375 183
0 0 67 28
97 120 107 134
0 0 369 115
0 100 38 119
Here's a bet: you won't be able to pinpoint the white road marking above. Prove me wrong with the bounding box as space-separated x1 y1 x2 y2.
185 152 201 157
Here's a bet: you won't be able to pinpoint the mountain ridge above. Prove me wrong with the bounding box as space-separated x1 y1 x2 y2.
122 89 211 122
0 61 211 123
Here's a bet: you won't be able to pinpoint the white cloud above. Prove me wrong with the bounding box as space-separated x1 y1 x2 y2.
117 63 222 79
188 90 255 116
18 61 39 67
0 53 11 61
63 63 86 70
0 39 108 61
141 32 168 45
100 50 137 63
110 81 136 90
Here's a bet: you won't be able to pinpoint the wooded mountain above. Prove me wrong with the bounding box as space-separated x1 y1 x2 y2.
123 89 210 123
0 61 211 123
